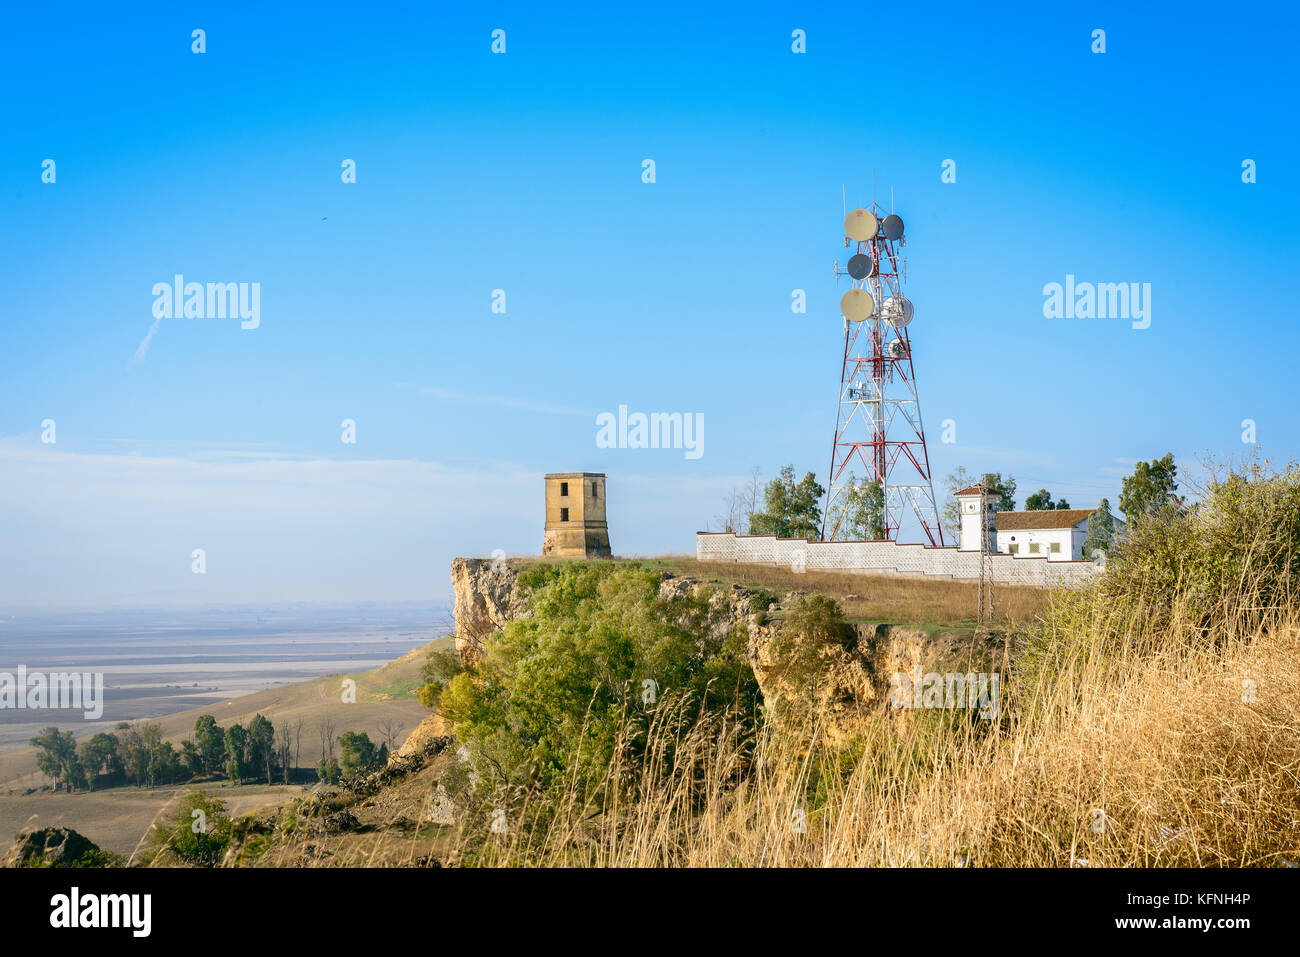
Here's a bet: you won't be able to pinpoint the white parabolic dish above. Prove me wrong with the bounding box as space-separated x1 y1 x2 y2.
884 296 914 328
840 288 875 322
844 208 878 242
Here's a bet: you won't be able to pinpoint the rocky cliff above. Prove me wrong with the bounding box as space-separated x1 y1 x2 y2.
447 558 989 739
450 557 531 666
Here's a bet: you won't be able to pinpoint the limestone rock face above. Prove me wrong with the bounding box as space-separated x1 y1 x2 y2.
393 712 452 761
451 557 530 667
657 574 885 740
446 559 966 743
1 826 99 868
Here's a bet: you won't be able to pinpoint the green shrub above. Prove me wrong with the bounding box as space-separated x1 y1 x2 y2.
1019 460 1300 699
152 791 231 867
437 561 762 803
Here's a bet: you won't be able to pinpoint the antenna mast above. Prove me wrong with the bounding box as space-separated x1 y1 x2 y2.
821 199 945 546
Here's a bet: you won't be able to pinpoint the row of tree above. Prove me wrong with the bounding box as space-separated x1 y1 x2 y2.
31 713 397 792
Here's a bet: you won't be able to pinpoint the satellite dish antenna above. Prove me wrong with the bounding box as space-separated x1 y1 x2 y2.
844 208 878 242
882 214 905 241
883 296 914 328
888 338 908 359
846 253 876 281
840 288 874 323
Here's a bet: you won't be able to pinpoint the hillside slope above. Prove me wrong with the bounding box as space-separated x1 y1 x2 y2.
0 637 448 854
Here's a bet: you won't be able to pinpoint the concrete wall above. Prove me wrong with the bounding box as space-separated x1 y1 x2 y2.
697 532 1101 586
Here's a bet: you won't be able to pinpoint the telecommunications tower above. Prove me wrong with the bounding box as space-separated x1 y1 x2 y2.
821 201 945 545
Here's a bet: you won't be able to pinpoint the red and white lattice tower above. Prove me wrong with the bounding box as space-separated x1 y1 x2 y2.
821 202 945 545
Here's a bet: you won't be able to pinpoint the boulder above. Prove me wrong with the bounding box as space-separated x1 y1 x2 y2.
1 826 100 868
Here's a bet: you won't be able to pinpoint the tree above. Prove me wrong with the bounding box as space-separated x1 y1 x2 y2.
317 755 342 784
337 731 380 780
714 485 743 533
224 723 249 785
79 732 122 789
180 739 204 779
148 740 185 786
941 467 974 539
31 727 77 788
117 721 166 787
1025 488 1070 510
1081 497 1117 558
437 562 761 797
749 465 825 539
743 467 763 533
246 714 276 785
1119 453 1182 526
117 725 145 787
152 791 231 867
981 473 1017 513
377 718 404 752
275 721 294 784
419 647 465 709
317 717 336 764
61 755 88 792
831 474 885 539
193 715 225 774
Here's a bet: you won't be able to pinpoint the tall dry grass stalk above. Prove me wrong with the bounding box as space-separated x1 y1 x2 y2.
440 557 1299 866
442 621 1297 867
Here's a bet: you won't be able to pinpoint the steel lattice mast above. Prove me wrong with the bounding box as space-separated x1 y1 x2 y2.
821 201 945 546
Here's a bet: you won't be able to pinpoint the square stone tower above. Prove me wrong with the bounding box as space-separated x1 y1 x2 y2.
543 472 611 558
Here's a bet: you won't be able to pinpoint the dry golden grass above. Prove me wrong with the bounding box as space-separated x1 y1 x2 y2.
427 559 1300 867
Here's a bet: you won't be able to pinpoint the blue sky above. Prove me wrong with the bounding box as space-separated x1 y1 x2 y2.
2 1 1297 606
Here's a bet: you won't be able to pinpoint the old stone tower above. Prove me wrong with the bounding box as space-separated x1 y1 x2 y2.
542 472 611 558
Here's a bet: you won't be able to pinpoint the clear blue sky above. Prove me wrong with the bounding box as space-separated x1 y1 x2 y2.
2 1 1297 605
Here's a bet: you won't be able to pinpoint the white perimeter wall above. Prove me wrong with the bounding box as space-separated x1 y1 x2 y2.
697 533 1101 586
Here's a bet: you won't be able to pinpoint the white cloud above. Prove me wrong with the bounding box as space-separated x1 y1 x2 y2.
394 382 593 417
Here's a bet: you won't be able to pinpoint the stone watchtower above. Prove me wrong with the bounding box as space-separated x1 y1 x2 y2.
543 472 611 558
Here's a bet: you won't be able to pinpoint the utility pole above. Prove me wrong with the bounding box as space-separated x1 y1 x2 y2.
977 486 996 625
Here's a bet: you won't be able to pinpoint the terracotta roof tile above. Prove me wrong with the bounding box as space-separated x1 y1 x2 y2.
996 508 1095 531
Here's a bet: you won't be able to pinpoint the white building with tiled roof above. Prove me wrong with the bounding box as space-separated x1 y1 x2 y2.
956 485 1107 561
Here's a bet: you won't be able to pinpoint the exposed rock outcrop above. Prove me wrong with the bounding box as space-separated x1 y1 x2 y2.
392 712 452 762
451 557 530 667
450 560 996 741
2 826 100 868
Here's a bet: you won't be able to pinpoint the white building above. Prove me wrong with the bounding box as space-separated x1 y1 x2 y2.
956 484 1105 562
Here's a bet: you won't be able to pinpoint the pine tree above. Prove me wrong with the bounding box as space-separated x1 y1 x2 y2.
1082 497 1116 558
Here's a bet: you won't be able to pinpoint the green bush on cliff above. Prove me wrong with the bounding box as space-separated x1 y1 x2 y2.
435 562 761 800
